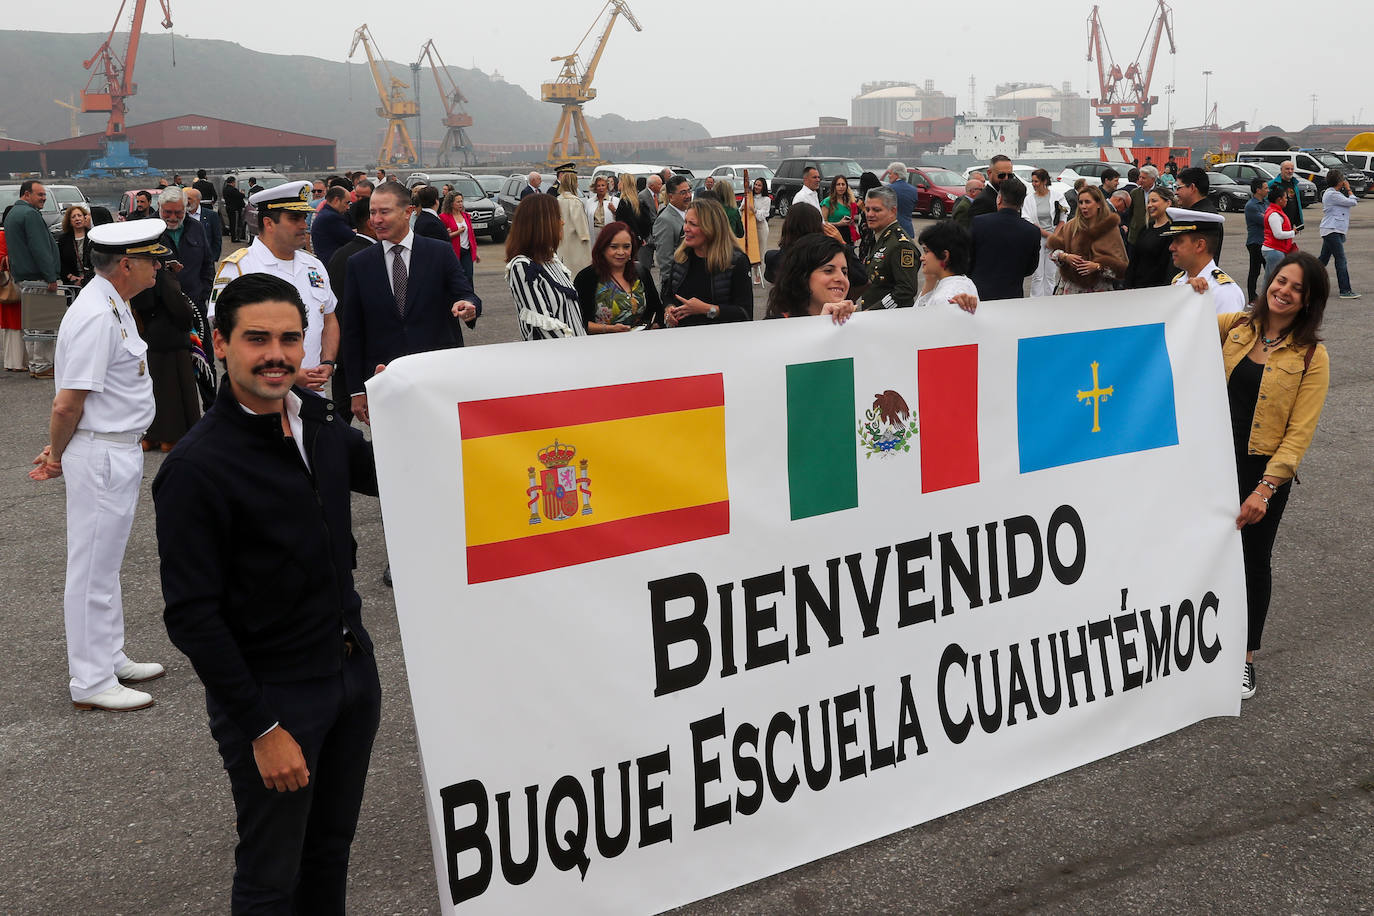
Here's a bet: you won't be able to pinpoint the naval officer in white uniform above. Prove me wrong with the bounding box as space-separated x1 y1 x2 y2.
31 220 169 712
210 181 339 395
1165 207 1248 314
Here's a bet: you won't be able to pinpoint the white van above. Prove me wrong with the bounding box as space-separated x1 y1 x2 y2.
590 163 693 192
1236 149 1368 195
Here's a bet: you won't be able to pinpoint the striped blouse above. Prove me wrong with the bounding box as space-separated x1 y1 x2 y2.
505 254 588 341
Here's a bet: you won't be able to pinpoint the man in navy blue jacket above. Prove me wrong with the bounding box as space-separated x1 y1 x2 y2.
341 181 480 426
154 273 382 913
310 186 355 267
970 177 1042 301
885 162 921 239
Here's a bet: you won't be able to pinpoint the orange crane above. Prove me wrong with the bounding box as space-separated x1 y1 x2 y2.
413 39 476 168
349 24 419 168
541 0 642 166
1085 0 1175 146
77 0 173 175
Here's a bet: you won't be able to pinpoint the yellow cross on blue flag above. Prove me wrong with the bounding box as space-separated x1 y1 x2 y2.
1017 323 1179 472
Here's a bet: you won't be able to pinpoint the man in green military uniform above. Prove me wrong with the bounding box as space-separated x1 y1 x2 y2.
859 186 920 309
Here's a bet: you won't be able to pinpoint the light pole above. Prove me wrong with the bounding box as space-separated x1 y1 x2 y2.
1166 83 1175 148
1202 70 1213 158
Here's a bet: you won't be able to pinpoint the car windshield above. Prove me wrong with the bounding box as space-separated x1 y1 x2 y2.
923 169 963 186
0 189 20 213
1312 152 1347 169
737 167 774 181
452 178 484 198
476 177 503 194
50 187 86 210
817 160 861 178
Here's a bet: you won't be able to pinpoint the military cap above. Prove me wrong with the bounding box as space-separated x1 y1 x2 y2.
88 219 171 257
248 179 314 212
553 162 579 175
1160 207 1224 238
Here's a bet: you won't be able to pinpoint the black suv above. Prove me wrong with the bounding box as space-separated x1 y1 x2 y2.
769 157 863 218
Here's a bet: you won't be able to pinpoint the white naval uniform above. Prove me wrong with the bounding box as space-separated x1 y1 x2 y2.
53 274 156 701
212 238 336 373
1172 259 1247 315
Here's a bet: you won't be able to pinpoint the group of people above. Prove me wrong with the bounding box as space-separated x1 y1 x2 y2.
19 144 1343 912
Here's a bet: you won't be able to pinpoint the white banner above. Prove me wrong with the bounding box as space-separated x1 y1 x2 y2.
368 287 1245 915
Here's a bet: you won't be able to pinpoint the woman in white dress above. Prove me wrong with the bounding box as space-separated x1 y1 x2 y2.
1021 168 1068 297
749 177 772 285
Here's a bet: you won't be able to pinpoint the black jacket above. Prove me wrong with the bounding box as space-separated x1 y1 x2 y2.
153 380 379 740
969 209 1042 301
413 209 450 244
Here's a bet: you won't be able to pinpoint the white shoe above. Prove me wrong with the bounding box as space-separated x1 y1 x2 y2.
116 661 166 683
73 684 155 712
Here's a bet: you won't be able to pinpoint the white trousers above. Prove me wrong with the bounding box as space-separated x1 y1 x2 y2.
63 434 142 700
1030 240 1055 297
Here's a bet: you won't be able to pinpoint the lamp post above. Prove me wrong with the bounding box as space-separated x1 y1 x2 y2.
1202 70 1213 159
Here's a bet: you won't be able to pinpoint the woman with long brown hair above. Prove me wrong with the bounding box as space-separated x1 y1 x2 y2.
1212 251 1330 699
505 193 587 341
614 173 652 246
440 190 478 284
661 197 753 326
1045 184 1127 294
822 175 859 243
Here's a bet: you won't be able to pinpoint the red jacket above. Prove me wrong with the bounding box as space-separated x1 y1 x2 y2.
440 212 480 263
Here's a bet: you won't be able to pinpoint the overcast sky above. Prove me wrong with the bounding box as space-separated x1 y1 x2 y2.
27 0 1369 141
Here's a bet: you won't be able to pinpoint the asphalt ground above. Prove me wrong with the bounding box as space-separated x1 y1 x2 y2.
1 208 1371 915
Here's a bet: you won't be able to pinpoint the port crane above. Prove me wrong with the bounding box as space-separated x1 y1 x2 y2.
412 39 476 168
349 24 419 168
1085 0 1175 145
541 0 642 166
77 0 174 175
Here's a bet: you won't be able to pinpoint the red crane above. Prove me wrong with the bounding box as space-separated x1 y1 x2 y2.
81 0 174 139
1085 0 1174 146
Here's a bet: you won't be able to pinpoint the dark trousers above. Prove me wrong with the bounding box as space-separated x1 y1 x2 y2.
207 647 382 914
1246 243 1264 305
227 208 245 242
1235 453 1292 652
1317 231 1352 295
459 249 474 286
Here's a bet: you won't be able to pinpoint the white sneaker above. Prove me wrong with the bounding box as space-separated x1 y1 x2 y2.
116 661 166 683
73 684 155 712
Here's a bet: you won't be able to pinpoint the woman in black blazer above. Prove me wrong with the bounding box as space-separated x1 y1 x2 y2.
57 205 94 286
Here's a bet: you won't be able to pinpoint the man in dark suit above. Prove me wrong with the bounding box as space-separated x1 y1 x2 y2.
191 168 217 206
519 171 544 199
341 181 480 427
223 178 247 242
158 187 214 310
969 155 1013 220
325 203 377 425
311 186 355 267
185 187 223 265
410 184 449 244
969 178 1041 301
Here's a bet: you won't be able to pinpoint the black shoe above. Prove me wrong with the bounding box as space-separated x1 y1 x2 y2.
381 564 392 588
1241 661 1256 699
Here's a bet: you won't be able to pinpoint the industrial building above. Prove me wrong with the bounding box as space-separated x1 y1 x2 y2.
985 83 1090 138
4 114 335 176
851 82 958 134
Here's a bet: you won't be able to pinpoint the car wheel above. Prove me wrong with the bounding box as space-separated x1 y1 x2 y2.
930 200 945 220
488 225 508 243
1216 195 1230 212
776 195 790 219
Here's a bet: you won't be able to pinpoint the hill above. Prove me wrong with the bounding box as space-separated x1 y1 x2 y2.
0 31 710 158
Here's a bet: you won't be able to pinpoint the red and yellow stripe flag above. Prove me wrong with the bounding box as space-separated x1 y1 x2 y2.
459 374 730 584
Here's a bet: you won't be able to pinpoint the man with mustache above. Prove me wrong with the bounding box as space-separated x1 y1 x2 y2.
153 272 382 912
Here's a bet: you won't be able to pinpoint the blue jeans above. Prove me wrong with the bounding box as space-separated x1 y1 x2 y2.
1261 247 1287 288
1317 231 1353 294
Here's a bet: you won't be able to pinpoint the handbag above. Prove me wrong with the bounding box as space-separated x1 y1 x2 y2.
0 256 20 304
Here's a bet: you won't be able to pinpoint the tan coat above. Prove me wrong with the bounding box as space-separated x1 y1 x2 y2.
1046 210 1128 289
557 192 591 277
1218 313 1330 481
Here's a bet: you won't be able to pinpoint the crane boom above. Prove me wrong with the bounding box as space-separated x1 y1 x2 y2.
81 0 174 138
540 0 643 166
349 24 418 168
414 38 475 167
1083 0 1174 146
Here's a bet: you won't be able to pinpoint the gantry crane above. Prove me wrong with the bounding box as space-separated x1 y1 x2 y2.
76 0 174 176
541 0 642 166
349 24 419 168
413 39 476 168
55 95 82 138
1085 0 1175 145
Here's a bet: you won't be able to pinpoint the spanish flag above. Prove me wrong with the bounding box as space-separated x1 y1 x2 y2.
459 374 730 584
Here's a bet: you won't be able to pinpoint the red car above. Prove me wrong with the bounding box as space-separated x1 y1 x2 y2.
909 167 966 220
117 188 162 221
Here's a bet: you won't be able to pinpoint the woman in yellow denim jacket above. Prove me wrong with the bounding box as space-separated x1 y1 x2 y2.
1217 251 1330 700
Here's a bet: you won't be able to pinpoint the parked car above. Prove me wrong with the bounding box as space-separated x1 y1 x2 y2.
958 164 1072 200
471 174 506 198
1236 148 1369 196
404 171 508 241
770 157 863 218
1213 161 1318 207
908 167 965 219
1336 149 1374 181
1204 171 1251 212
708 164 775 192
1055 161 1120 187
589 163 693 191
496 174 555 221
0 183 91 233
